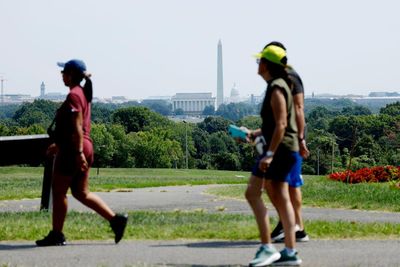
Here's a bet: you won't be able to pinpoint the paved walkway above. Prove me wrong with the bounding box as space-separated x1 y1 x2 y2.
1 185 400 224
1 185 400 266
1 239 400 267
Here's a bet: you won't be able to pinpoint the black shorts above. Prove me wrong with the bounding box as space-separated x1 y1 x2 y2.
251 147 297 182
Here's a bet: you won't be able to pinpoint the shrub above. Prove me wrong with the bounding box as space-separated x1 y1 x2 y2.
328 165 400 183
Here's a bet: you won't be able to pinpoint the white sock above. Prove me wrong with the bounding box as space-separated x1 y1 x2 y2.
285 247 296 256
262 243 275 250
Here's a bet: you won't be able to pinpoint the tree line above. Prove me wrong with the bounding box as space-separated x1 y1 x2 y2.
0 99 399 174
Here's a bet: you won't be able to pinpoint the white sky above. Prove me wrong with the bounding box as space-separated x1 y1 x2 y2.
1 0 399 100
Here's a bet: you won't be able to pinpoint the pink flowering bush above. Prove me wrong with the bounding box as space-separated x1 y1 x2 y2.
328 166 400 184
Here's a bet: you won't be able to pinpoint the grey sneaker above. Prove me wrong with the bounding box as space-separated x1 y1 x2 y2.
249 245 281 267
272 249 302 266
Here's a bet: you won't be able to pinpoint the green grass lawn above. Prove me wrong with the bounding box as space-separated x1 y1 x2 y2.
1 167 400 212
1 211 399 241
1 167 400 241
206 176 400 212
0 167 248 200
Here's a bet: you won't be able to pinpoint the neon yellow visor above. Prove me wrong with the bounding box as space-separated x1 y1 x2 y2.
254 45 287 66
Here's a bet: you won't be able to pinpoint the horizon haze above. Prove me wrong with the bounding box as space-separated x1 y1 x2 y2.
1 0 399 100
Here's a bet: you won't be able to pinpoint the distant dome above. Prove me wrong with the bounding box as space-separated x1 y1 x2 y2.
230 83 239 98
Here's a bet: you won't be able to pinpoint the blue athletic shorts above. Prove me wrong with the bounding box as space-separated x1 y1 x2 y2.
286 152 304 188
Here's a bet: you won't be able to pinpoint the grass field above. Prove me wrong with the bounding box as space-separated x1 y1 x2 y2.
1 211 399 241
206 176 400 212
1 167 399 241
1 167 399 212
0 167 248 200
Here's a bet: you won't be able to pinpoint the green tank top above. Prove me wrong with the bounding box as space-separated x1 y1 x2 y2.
260 78 299 152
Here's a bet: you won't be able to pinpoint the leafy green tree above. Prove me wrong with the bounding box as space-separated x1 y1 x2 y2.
216 102 256 121
328 115 361 150
198 116 232 134
91 123 116 167
307 106 336 131
108 124 135 167
341 106 372 116
141 100 172 116
0 124 10 136
13 100 60 128
192 127 210 160
0 104 19 120
213 152 241 170
112 106 171 133
208 132 228 154
380 101 400 116
196 154 213 169
202 105 215 116
353 134 381 165
238 143 256 171
236 116 261 130
13 99 59 128
25 124 46 135
130 130 183 168
377 120 400 165
207 131 241 170
91 104 113 123
306 130 338 175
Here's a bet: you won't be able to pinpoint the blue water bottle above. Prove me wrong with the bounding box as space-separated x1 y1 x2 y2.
228 124 248 141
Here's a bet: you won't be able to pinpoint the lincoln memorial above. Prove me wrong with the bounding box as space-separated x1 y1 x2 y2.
171 93 216 115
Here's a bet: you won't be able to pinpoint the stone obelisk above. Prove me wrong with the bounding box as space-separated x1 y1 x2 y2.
217 40 224 108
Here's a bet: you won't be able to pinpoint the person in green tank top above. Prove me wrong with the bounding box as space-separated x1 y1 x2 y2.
245 44 302 266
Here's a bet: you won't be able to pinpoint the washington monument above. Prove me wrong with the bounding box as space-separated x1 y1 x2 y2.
217 40 224 108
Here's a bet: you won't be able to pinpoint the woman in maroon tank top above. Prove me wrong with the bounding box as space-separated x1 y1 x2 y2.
36 59 128 246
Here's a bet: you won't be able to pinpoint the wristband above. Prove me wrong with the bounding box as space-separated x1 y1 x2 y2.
266 150 274 158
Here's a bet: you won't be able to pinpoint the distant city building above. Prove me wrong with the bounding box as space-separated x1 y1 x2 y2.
141 96 172 105
145 96 172 101
41 92 65 102
171 93 215 115
40 82 45 98
3 94 34 104
228 83 240 103
249 93 264 105
111 96 128 103
369 91 400 97
216 40 224 108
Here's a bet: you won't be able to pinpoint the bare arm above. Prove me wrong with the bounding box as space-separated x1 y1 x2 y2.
293 93 310 158
269 88 287 153
258 87 287 172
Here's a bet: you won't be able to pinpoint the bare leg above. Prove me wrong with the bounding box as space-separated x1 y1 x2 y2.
71 169 115 221
245 175 271 244
51 171 72 232
289 186 304 230
266 180 296 249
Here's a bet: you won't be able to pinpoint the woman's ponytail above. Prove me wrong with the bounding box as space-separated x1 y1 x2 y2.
83 73 93 103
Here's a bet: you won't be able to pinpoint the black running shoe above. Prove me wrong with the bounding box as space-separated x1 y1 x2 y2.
110 213 128 244
36 230 66 246
295 229 310 242
271 221 284 242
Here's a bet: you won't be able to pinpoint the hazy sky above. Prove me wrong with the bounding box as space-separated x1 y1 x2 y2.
1 0 399 100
